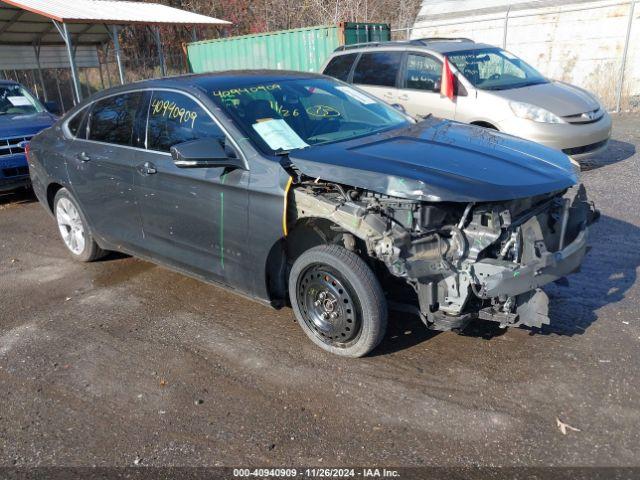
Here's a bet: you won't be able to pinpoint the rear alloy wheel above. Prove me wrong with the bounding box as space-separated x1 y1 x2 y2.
289 244 387 357
54 188 105 262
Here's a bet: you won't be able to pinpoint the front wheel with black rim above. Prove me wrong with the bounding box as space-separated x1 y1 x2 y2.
289 244 387 358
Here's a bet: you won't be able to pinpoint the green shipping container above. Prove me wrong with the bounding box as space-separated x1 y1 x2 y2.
187 22 390 74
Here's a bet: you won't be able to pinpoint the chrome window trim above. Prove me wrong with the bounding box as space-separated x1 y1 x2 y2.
66 86 249 167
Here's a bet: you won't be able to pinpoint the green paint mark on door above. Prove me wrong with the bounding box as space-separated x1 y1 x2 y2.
220 191 224 269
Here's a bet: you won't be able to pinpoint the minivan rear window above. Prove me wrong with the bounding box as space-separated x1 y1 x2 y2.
323 53 358 82
353 52 402 87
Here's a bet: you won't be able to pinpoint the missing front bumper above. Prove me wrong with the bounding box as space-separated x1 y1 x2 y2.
418 184 598 331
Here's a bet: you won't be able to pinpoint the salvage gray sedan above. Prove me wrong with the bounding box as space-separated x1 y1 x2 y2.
28 71 598 357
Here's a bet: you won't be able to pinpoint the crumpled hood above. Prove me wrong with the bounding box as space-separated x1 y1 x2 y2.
0 112 56 138
288 118 577 203
492 81 600 117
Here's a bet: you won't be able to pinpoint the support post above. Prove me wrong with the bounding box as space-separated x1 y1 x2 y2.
191 26 198 43
54 69 64 113
110 25 125 84
97 56 105 90
616 0 636 113
53 20 82 104
33 43 49 101
103 42 113 88
153 26 166 77
503 5 511 49
30 69 39 98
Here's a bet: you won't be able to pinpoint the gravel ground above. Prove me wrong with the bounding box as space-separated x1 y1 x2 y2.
0 114 639 468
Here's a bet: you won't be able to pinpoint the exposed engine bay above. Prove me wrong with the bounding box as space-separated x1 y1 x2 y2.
288 175 599 332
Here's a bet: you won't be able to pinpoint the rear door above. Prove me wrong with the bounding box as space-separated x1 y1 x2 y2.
134 89 250 283
397 52 456 120
351 51 403 106
65 91 145 248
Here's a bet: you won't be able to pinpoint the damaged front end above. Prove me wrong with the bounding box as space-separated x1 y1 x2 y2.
290 179 598 332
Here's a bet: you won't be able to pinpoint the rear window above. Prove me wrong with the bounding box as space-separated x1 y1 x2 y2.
67 108 88 138
323 54 358 82
353 51 402 87
88 92 144 146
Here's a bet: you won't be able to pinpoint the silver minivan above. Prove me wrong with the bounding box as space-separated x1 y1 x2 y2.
321 38 612 162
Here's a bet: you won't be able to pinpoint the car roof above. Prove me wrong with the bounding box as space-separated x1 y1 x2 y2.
83 70 326 104
332 40 496 56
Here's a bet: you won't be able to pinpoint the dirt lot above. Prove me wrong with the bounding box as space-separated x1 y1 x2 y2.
0 115 639 469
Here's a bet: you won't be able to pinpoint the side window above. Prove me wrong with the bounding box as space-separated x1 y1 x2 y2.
147 91 223 153
67 107 89 139
323 54 358 82
405 54 442 91
353 52 402 87
88 92 143 146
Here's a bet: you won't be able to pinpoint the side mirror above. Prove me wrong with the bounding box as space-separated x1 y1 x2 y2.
170 137 245 170
391 103 406 113
44 101 62 115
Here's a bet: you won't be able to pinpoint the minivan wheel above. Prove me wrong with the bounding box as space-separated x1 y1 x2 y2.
289 244 387 358
54 188 105 262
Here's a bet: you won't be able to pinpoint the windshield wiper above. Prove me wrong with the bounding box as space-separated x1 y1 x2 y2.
484 80 548 91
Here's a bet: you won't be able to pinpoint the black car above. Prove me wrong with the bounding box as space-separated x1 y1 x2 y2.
28 71 598 357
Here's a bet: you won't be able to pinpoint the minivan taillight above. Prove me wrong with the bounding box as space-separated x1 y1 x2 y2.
24 142 30 160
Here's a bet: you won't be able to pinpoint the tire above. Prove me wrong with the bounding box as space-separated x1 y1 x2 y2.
289 244 387 358
54 188 105 262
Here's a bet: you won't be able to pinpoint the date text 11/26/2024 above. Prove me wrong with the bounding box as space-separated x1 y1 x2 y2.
232 468 401 478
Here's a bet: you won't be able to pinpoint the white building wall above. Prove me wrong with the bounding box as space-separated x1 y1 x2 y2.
412 0 639 110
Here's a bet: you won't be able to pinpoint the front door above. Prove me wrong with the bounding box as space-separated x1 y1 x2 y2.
65 91 145 249
397 53 457 120
134 90 250 283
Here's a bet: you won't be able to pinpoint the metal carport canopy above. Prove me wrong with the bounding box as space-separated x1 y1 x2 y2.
0 0 231 103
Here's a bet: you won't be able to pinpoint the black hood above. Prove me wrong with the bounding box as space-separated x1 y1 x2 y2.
288 118 577 203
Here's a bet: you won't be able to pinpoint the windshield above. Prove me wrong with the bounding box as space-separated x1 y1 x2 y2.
207 78 410 154
0 84 44 115
447 48 548 91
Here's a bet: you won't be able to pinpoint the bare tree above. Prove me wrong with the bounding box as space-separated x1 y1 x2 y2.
126 0 421 47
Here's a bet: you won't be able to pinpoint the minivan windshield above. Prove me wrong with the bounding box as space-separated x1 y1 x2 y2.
447 48 548 91
207 77 410 154
0 84 44 115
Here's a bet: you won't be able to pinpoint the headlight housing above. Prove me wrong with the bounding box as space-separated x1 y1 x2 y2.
509 101 564 124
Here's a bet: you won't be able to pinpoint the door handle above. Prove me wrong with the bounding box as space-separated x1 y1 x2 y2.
76 152 91 162
383 92 394 99
398 94 409 101
137 161 157 175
